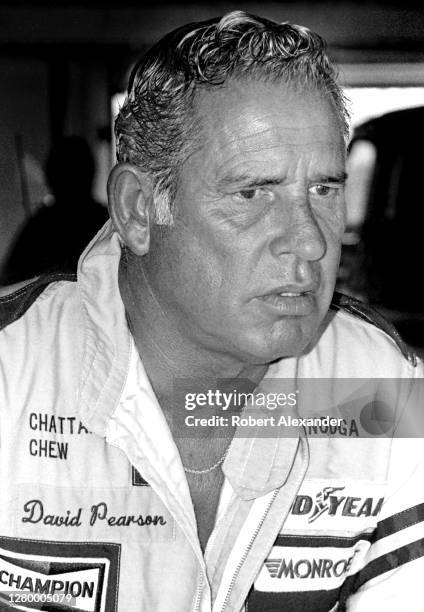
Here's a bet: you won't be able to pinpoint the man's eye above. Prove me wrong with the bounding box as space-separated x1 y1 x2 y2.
237 189 258 200
309 184 337 197
233 188 273 202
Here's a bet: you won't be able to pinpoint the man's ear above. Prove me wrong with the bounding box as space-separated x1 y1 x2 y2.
107 163 154 256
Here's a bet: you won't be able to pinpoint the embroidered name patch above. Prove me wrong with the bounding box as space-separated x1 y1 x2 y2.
12 485 175 542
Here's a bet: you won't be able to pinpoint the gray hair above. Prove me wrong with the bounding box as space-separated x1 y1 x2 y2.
115 10 349 225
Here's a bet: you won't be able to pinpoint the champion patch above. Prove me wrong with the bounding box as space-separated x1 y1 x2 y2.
0 536 120 611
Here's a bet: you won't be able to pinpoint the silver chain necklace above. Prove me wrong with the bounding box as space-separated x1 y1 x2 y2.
183 443 231 475
124 309 233 476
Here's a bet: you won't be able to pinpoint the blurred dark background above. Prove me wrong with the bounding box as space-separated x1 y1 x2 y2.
1 0 424 345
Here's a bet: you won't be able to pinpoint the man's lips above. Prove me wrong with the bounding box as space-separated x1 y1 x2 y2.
256 286 318 316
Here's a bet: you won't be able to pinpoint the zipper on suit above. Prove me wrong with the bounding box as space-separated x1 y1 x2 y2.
219 489 279 612
193 570 204 611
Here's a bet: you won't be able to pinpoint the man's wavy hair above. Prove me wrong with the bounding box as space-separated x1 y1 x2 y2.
115 11 349 225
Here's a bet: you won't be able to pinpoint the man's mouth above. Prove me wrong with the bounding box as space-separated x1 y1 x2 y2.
257 290 316 315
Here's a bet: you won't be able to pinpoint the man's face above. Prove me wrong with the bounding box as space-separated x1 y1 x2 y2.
145 79 346 364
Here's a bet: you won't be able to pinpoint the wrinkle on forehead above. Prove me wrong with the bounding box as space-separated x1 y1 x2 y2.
214 129 344 184
219 126 341 156
215 109 337 141
216 132 342 160
213 142 344 185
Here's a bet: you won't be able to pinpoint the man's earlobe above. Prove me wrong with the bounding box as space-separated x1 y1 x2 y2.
107 163 154 256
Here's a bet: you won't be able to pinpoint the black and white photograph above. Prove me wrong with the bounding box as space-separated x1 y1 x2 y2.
0 1 423 611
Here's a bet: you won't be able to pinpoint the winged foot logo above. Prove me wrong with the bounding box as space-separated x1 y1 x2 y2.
291 486 384 523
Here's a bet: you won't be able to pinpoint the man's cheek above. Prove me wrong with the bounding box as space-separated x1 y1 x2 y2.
321 211 346 242
208 202 269 233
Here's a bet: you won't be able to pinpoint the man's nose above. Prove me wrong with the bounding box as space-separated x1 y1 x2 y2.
269 200 327 262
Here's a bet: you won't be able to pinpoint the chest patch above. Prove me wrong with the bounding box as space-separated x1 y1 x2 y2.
284 479 385 531
11 484 175 543
0 536 120 611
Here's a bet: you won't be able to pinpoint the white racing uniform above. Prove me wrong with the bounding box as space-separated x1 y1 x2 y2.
0 221 423 612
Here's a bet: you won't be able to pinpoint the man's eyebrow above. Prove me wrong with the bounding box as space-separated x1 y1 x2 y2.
312 172 348 184
217 173 284 189
217 171 348 189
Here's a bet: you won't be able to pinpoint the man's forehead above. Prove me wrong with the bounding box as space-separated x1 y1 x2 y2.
195 79 344 151
191 80 345 182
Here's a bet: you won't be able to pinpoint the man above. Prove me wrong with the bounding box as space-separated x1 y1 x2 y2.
0 11 423 612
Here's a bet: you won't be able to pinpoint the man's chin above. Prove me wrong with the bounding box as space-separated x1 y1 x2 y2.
236 323 320 364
